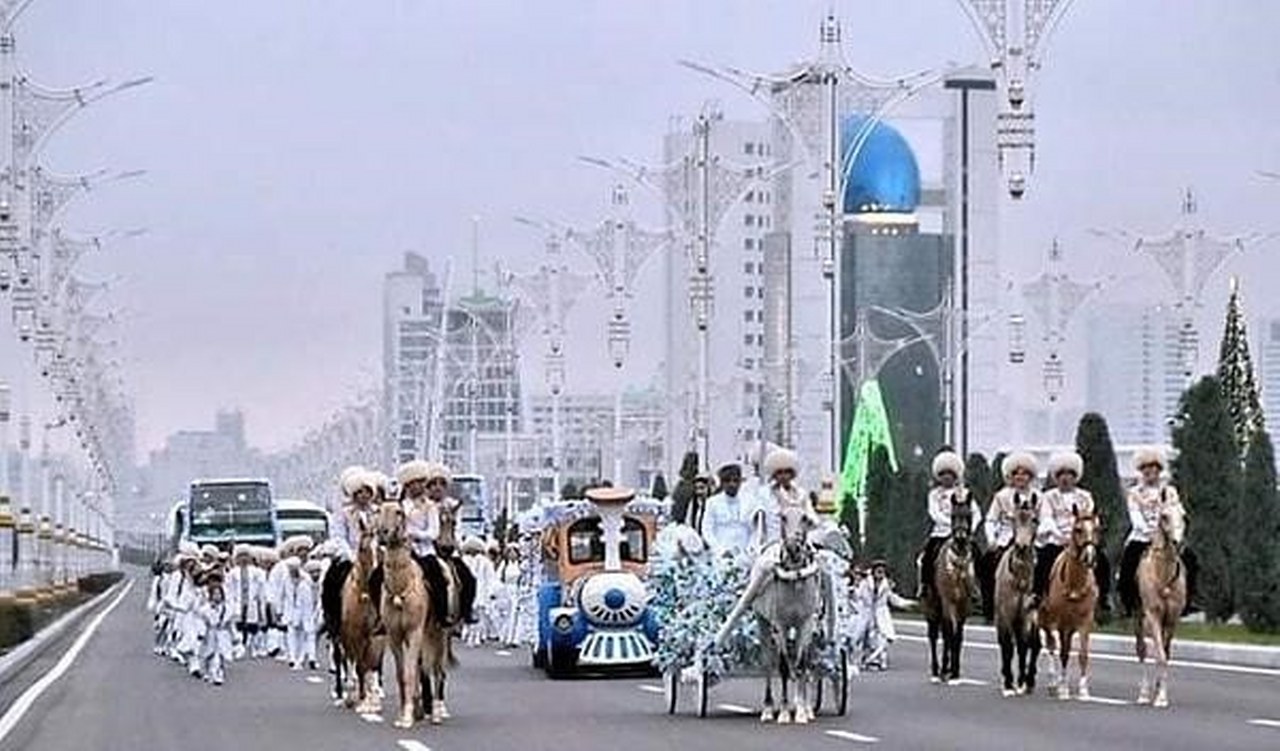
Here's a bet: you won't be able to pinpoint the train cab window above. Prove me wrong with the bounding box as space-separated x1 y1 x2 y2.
568 517 606 564
620 517 647 563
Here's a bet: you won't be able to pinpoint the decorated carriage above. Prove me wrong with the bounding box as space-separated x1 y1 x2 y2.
650 524 853 719
527 488 663 678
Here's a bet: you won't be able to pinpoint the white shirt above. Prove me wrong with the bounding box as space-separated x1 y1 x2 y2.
985 487 1040 549
927 487 983 538
1037 487 1095 547
1126 483 1181 544
405 497 441 558
703 491 758 554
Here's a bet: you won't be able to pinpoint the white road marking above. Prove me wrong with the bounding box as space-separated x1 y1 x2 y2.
1247 718 1280 729
1078 695 1129 706
495 650 512 657
825 729 880 744
397 740 432 751
945 678 988 687
305 675 324 684
0 580 133 745
637 684 664 694
718 703 755 714
361 713 384 723
896 635 1280 678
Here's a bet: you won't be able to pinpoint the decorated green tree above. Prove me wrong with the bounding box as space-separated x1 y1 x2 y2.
1172 376 1243 621
650 473 669 502
861 445 896 565
1075 413 1125 556
1217 278 1265 457
1238 430 1280 632
887 465 931 586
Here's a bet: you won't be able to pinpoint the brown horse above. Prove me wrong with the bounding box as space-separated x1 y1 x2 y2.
994 493 1041 697
419 496 460 724
1135 501 1186 708
923 500 976 684
1040 508 1099 700
340 513 385 714
376 502 428 729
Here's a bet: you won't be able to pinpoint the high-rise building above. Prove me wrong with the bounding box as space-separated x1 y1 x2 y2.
1257 318 1280 441
662 117 773 469
528 387 666 491
381 252 521 471
1084 303 1183 445
383 252 446 464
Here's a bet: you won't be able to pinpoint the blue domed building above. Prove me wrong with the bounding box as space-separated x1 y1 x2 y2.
839 116 950 468
840 116 921 216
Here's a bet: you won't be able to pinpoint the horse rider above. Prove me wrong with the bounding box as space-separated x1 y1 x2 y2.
399 459 478 627
980 452 1041 618
702 463 762 558
329 465 374 561
918 450 983 599
1034 451 1105 603
758 447 819 540
1118 447 1193 617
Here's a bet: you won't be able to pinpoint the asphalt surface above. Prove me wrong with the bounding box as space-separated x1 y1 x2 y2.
2 576 1279 751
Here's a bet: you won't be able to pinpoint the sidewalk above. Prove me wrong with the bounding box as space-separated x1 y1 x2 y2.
895 619 1280 669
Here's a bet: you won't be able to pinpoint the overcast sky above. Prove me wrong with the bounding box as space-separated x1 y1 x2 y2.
15 0 1280 454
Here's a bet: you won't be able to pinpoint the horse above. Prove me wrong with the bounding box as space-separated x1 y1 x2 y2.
1040 507 1099 700
922 499 976 684
1135 501 1186 708
339 513 386 714
420 497 460 725
376 501 428 729
994 492 1041 697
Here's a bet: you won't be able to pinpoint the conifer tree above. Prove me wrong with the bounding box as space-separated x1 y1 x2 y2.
1239 430 1280 632
1217 278 1265 456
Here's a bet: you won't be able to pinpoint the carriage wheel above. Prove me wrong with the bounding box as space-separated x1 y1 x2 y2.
836 648 850 717
696 666 709 718
814 669 825 715
664 669 679 715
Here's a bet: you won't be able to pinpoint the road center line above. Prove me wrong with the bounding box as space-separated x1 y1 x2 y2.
305 675 324 684
946 677 987 686
397 740 432 751
718 703 755 714
1078 695 1129 706
637 684 664 694
825 729 880 744
0 579 134 745
495 650 512 657
361 713 384 723
1247 718 1280 729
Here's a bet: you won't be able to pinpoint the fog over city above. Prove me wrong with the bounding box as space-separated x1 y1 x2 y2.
5 0 1278 453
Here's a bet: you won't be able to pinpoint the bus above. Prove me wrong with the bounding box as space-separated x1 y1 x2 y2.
275 498 330 545
451 473 490 539
184 478 279 550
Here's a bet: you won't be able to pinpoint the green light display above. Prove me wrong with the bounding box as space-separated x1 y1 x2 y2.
838 378 898 518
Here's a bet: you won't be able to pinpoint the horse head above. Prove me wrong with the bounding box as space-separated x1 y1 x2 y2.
437 498 460 551
778 507 815 572
1157 502 1186 551
1012 492 1038 548
1070 505 1098 568
375 501 408 548
354 514 379 572
949 492 973 557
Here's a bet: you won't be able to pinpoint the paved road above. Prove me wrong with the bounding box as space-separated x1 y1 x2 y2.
2 576 1279 751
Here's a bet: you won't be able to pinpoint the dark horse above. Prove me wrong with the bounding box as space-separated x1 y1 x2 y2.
994 493 1041 696
321 554 350 702
922 500 976 683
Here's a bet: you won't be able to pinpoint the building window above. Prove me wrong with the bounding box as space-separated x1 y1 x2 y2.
744 262 755 275
744 286 754 299
744 215 755 227
744 310 755 323
743 334 753 346
744 238 755 250
744 190 754 203
744 358 755 369
744 142 755 155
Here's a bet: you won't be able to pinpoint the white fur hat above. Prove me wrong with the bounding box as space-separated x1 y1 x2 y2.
397 459 443 486
285 556 302 570
762 447 799 478
340 465 368 496
303 559 324 576
281 535 315 556
1133 446 1165 471
460 536 486 555
1001 451 1038 481
1049 451 1084 477
931 451 965 480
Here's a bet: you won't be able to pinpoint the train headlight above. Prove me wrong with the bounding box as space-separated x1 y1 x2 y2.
554 614 574 633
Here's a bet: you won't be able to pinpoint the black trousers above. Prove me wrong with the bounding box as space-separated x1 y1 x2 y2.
1118 541 1148 616
920 537 947 593
978 546 1005 622
413 555 477 626
1034 544 1062 598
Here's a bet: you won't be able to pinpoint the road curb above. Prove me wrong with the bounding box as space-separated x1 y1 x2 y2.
896 620 1280 669
0 578 130 687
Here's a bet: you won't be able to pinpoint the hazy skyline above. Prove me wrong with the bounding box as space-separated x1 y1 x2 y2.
10 0 1279 455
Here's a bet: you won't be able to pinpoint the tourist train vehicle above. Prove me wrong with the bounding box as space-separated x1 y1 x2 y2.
530 488 662 678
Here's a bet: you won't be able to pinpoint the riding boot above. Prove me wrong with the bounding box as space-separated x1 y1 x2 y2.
417 555 452 627
452 558 478 624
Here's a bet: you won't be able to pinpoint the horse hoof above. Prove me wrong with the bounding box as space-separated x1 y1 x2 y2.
430 714 444 726
1136 692 1151 705
760 709 775 723
1001 688 1015 698
794 710 810 725
393 717 413 730
776 711 792 725
1056 686 1070 701
1153 689 1169 709
929 675 942 684
1076 688 1091 701
1015 684 1027 696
